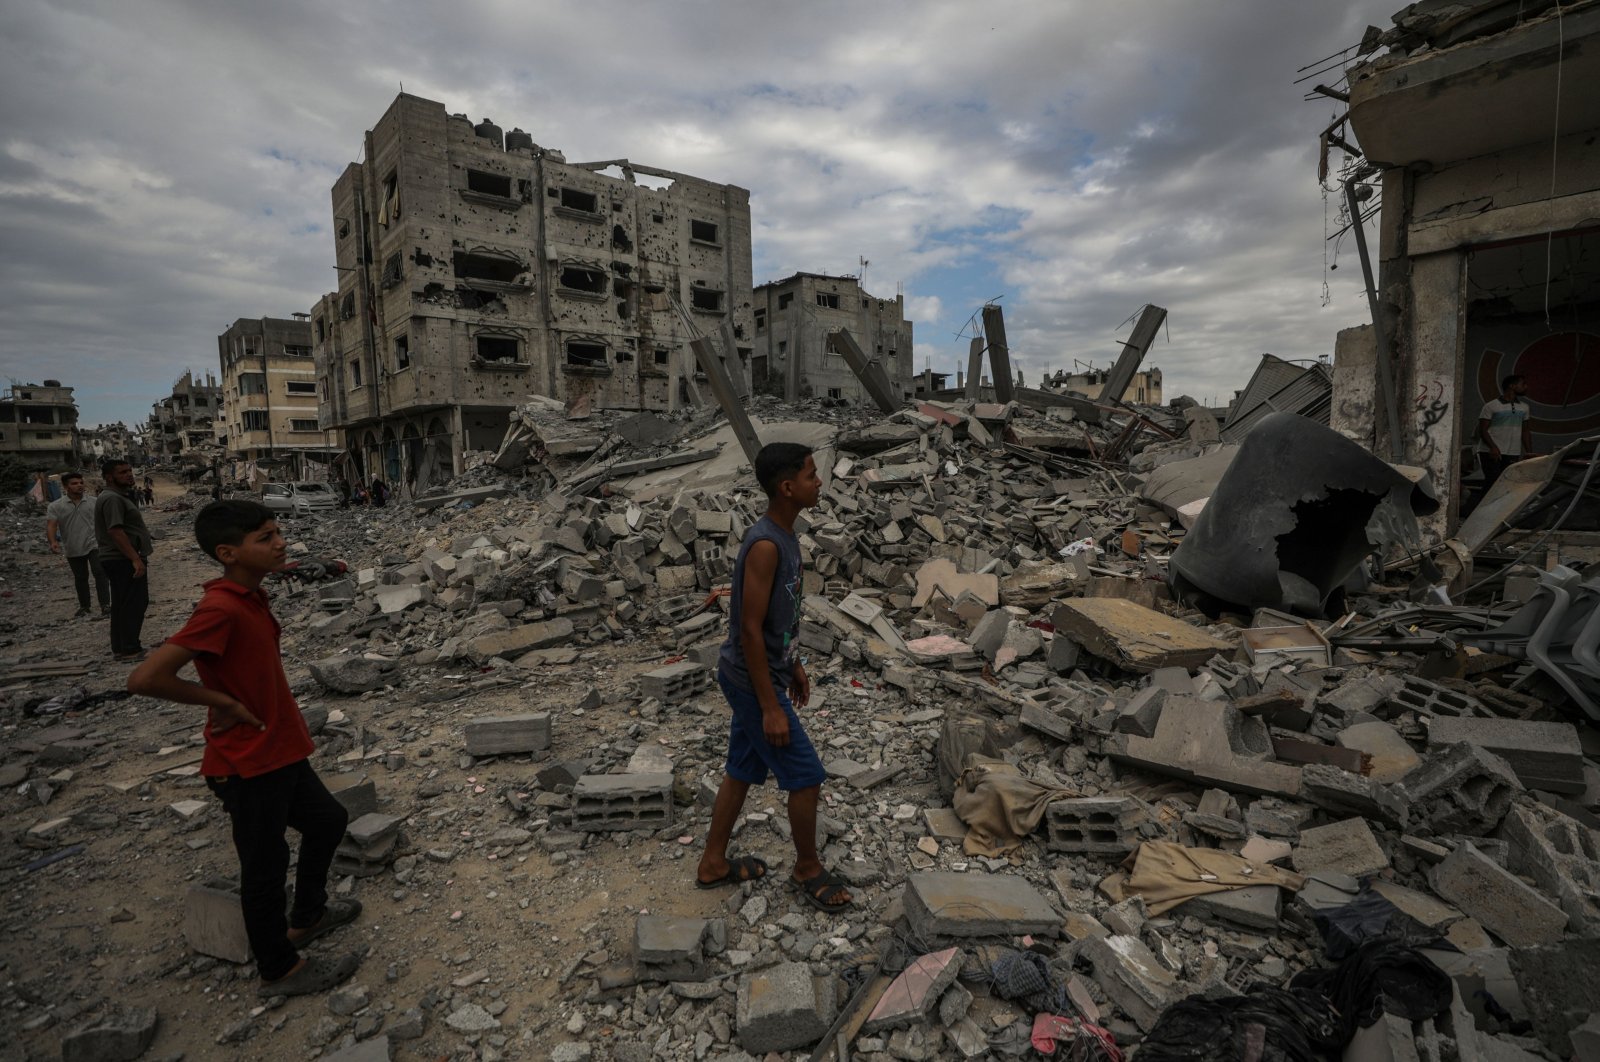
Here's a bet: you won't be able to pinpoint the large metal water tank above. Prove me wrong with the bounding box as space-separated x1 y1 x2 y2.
505 127 535 153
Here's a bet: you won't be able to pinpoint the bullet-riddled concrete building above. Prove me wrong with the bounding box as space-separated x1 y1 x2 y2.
314 93 755 488
148 369 222 458
218 317 339 477
751 273 914 403
0 380 79 470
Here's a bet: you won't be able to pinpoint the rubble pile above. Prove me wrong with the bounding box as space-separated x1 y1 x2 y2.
4 388 1599 1062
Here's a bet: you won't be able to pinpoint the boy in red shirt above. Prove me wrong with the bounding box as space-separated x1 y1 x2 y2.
129 500 362 996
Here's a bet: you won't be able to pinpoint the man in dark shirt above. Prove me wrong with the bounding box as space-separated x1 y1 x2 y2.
95 459 153 661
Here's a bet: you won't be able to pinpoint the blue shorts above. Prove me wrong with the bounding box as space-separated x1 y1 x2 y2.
719 671 826 792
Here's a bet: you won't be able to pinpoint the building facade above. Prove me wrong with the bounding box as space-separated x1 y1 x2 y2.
750 273 914 403
0 381 79 470
1042 367 1163 405
314 93 755 490
148 369 222 458
218 317 338 478
1331 0 1600 533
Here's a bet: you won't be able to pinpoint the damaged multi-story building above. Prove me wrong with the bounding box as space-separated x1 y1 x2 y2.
0 380 80 471
218 317 339 479
147 369 222 458
312 93 754 490
1327 0 1600 532
750 272 914 403
1042 367 1163 405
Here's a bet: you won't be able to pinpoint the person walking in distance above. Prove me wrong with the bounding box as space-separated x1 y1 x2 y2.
46 471 110 618
1477 374 1535 491
95 459 153 661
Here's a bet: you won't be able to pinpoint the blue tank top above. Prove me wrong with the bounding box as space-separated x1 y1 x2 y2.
718 515 803 694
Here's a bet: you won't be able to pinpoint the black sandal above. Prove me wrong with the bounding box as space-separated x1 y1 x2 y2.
696 855 769 889
290 898 362 947
791 868 852 911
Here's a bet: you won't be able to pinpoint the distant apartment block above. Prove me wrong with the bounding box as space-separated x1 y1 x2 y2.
149 369 222 457
313 92 755 489
1044 367 1164 405
0 380 79 470
218 317 338 477
751 273 914 404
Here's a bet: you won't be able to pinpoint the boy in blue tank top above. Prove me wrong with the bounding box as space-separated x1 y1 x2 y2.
696 443 851 910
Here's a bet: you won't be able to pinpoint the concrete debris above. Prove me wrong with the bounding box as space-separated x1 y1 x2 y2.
9 369 1600 1062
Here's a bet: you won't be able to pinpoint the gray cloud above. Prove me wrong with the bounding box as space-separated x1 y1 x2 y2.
0 0 1390 425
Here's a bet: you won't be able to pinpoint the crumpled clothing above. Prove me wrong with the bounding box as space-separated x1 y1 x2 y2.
951 762 1077 856
1031 1014 1124 1061
1100 841 1304 916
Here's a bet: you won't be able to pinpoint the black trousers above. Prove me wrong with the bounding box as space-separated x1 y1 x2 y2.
101 557 149 656
66 553 110 611
206 760 349 981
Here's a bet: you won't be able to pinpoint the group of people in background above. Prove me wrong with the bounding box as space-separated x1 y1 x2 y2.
337 477 389 509
43 460 153 661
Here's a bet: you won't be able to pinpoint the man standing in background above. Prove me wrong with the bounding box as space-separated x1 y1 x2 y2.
46 472 110 618
1477 374 1535 490
96 459 154 662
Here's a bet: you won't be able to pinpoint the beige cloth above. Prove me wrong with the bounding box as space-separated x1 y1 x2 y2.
1100 840 1305 916
951 762 1078 857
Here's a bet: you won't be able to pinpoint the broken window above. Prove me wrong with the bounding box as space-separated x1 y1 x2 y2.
559 265 607 294
612 225 632 252
827 388 842 400
349 359 362 388
566 340 608 369
315 317 326 342
238 373 266 396
242 411 270 431
456 287 506 312
690 219 719 245
817 292 840 309
283 344 312 358
652 212 665 224
290 418 319 432
475 335 521 364
340 292 356 320
286 381 318 396
379 171 399 226
466 169 512 198
690 287 724 313
453 250 526 285
778 292 794 310
754 309 767 334
393 335 410 370
381 252 403 289
654 348 669 366
558 187 599 214
778 340 787 358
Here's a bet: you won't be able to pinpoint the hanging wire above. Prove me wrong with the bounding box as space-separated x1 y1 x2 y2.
1543 1 1567 327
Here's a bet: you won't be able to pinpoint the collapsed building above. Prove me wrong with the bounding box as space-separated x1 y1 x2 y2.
146 369 221 459
311 93 758 490
751 271 915 403
1328 0 1600 533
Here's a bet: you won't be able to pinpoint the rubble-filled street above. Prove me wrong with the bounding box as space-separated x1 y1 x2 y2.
4 383 1600 1062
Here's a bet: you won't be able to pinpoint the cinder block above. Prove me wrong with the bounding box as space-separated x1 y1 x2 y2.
1019 702 1076 744
737 962 836 1054
184 878 250 963
639 661 709 704
1428 717 1584 795
1081 934 1181 1031
571 773 673 832
1386 675 1487 719
1396 742 1522 834
326 774 377 817
1500 803 1600 934
1045 797 1147 855
1431 842 1568 948
635 914 709 981
464 713 552 757
1115 688 1166 737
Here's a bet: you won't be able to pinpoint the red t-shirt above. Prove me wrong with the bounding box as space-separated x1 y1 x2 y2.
168 579 314 779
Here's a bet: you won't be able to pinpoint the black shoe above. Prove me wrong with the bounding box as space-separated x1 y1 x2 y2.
73 607 90 618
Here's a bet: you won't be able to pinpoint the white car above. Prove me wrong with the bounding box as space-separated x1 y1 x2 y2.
260 482 339 517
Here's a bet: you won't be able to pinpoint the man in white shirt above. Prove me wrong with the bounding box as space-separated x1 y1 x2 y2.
46 471 110 618
1477 374 1534 490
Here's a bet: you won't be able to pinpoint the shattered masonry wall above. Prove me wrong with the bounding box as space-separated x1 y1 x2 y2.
752 273 914 403
318 93 754 479
216 317 332 465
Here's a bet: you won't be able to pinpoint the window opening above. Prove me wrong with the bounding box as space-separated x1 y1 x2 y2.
817 292 840 309
690 288 724 313
559 265 607 294
393 335 410 370
778 292 793 310
286 380 318 395
453 250 525 285
754 309 767 333
339 292 356 320
242 411 270 431
476 336 520 363
690 219 719 244
290 419 320 432
559 188 598 213
238 373 266 396
350 359 362 387
466 170 512 198
566 341 608 368
654 348 670 366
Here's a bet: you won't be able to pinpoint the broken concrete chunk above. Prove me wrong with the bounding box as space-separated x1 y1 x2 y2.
1107 696 1301 797
1396 742 1522 835
1291 818 1389 878
862 947 964 1033
903 872 1059 940
60 1007 159 1062
1053 598 1232 673
1427 717 1585 795
1080 934 1181 1031
183 879 251 963
1431 842 1568 948
464 618 575 665
310 654 399 694
1335 720 1419 783
736 962 836 1054
464 713 551 757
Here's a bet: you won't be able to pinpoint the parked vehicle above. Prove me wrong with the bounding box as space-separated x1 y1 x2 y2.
259 481 339 517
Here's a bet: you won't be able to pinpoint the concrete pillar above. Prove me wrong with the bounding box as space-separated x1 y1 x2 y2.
449 406 465 477
1330 325 1378 448
1405 251 1467 537
964 337 984 401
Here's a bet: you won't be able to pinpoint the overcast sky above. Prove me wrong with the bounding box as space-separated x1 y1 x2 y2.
0 0 1391 428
